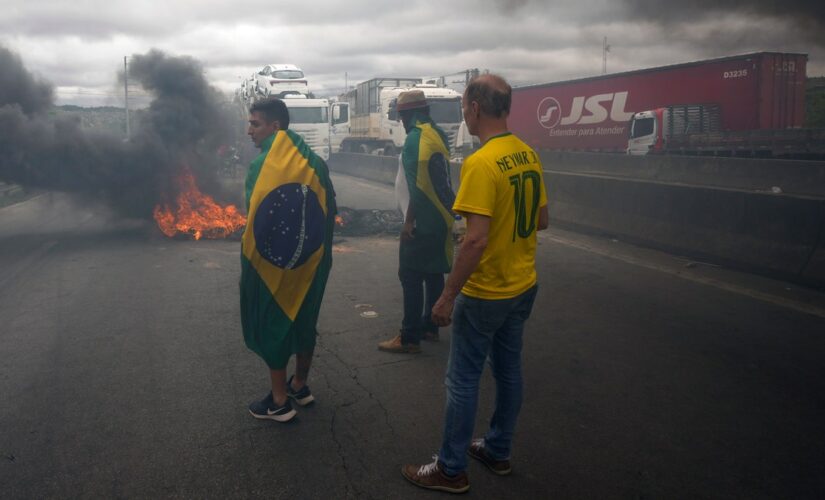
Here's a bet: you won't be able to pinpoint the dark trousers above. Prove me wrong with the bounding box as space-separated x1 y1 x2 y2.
399 267 444 345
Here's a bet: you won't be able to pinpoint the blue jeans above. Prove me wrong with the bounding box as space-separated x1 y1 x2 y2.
438 285 538 475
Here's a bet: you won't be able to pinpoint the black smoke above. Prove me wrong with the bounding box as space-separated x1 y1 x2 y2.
621 0 825 47
0 46 237 219
0 47 53 114
127 50 232 153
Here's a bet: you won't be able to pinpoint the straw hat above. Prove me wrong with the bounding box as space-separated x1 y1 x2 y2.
396 89 428 111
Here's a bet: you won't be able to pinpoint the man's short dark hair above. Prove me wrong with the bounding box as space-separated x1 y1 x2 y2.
464 75 512 118
249 98 290 129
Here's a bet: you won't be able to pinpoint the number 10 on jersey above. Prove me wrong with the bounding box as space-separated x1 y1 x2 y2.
509 171 541 242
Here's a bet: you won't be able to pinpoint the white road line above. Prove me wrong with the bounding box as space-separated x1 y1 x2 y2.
545 233 825 320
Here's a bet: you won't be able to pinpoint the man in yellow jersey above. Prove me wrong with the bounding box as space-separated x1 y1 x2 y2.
402 75 548 493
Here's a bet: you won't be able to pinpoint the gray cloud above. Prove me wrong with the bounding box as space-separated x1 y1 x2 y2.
494 0 530 14
0 0 821 109
620 0 825 46
0 1 402 40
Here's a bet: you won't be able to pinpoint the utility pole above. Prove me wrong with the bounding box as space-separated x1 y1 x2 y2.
345 72 348 93
602 37 611 74
124 56 130 140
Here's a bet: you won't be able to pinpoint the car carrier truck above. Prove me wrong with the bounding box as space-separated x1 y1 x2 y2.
235 86 349 161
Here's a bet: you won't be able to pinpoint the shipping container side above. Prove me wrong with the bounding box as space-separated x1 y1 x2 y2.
509 52 807 152
756 53 807 129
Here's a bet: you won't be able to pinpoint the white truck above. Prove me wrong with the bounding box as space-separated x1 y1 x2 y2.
235 85 350 162
339 78 468 156
280 95 350 161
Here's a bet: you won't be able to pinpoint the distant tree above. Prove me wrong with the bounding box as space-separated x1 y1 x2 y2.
806 77 825 128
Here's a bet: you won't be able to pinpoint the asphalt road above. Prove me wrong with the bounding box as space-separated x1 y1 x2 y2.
1 174 824 499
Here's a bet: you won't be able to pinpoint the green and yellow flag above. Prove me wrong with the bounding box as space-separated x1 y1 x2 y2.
241 130 336 369
399 116 455 274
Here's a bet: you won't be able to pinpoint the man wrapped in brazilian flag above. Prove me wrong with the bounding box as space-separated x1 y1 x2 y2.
378 90 455 354
242 98 336 422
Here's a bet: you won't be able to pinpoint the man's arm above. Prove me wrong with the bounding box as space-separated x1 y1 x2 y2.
400 137 418 241
402 201 416 241
431 212 490 326
538 205 549 230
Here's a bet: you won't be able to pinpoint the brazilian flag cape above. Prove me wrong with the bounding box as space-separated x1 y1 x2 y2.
241 130 336 369
400 115 455 274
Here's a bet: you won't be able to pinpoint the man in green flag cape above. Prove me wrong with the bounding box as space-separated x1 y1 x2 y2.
378 89 455 354
241 98 336 422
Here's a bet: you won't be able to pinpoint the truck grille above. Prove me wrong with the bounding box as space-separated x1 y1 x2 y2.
443 124 459 153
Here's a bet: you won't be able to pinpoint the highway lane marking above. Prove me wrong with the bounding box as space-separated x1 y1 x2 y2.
544 233 825 320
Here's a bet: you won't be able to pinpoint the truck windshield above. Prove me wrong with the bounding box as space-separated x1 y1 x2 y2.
631 118 655 138
288 107 329 124
430 98 462 123
273 70 304 79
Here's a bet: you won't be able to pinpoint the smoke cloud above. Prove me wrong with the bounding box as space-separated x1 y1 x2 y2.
621 0 825 46
0 47 54 114
0 46 237 219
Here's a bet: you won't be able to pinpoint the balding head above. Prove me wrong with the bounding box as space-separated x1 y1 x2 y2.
464 74 512 119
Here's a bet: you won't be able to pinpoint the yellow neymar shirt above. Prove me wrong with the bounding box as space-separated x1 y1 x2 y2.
453 132 547 300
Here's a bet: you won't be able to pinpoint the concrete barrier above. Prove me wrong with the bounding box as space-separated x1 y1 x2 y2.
329 153 463 191
546 172 825 287
329 153 398 186
329 152 825 288
540 151 825 197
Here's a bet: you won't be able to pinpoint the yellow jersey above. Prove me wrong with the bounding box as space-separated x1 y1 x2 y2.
453 132 547 300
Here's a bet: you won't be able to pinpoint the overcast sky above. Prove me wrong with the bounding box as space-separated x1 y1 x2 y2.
1 0 823 106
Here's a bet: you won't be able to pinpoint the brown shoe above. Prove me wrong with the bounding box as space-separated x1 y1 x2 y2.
378 335 421 354
401 456 469 494
467 439 511 475
422 331 439 342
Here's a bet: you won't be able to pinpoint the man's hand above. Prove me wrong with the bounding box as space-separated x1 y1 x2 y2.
431 293 455 326
401 221 415 242
431 213 490 327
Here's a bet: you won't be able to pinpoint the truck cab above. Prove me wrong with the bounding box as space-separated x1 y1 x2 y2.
280 96 351 161
329 100 350 154
627 109 661 155
340 80 465 156
627 104 721 155
282 95 332 160
384 84 464 155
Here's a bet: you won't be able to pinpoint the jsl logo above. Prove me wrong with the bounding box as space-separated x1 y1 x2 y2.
537 92 634 129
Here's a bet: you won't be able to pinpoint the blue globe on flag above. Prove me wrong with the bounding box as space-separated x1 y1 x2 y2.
253 183 325 269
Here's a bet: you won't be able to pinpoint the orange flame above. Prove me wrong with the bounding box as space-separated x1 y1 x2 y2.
153 166 246 240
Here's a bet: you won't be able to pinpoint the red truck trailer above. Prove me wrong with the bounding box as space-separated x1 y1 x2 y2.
508 52 808 153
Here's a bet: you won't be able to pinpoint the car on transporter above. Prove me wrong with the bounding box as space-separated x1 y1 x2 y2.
241 63 310 100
